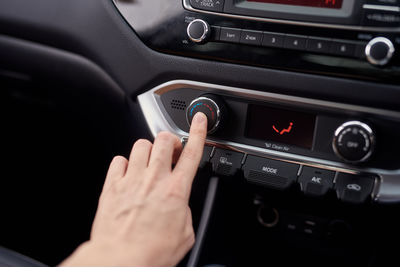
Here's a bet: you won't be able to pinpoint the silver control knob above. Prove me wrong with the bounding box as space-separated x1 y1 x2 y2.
186 94 226 134
187 19 210 44
332 121 375 164
365 37 395 66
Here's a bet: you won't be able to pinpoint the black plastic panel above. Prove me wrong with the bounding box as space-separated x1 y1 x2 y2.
0 0 399 112
160 87 400 169
114 0 400 85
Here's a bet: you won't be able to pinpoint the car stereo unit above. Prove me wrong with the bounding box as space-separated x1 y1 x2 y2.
185 0 399 28
113 0 400 83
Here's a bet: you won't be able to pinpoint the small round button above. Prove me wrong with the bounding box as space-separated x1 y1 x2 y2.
187 19 210 44
186 94 226 134
365 37 395 66
332 121 375 163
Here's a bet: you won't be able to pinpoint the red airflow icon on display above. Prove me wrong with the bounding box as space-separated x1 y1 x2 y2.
272 122 294 135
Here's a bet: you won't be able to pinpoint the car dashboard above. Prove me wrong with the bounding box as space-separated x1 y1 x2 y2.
0 0 400 266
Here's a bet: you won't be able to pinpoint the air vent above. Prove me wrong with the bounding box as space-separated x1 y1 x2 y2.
170 99 187 111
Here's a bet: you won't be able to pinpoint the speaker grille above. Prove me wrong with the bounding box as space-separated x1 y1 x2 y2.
170 99 187 110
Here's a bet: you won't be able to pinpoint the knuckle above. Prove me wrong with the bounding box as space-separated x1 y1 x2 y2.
112 155 124 162
134 139 152 148
150 156 165 168
166 184 186 200
185 231 195 248
110 155 127 166
156 131 177 143
172 168 187 183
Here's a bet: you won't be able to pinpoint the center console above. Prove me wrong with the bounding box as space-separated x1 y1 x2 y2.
138 80 400 204
112 0 400 266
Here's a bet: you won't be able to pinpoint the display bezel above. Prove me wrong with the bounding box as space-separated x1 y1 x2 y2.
223 0 358 26
245 104 317 150
246 0 344 9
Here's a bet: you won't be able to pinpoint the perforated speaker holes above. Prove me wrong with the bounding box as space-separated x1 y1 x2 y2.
170 99 187 110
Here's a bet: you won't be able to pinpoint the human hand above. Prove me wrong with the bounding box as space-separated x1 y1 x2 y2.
60 112 208 267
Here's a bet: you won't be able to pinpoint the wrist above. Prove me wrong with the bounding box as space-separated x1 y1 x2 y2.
59 241 133 267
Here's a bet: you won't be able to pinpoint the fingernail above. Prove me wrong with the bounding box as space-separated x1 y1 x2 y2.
193 112 206 123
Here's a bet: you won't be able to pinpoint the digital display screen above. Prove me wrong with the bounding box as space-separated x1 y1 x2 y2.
247 0 343 9
245 105 316 149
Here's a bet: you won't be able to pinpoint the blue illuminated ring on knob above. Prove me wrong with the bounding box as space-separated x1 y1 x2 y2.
186 96 222 134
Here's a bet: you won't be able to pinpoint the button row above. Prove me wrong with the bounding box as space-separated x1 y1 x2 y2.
213 27 365 58
200 145 376 204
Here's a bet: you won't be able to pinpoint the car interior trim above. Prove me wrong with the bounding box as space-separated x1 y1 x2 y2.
138 79 400 204
183 0 400 32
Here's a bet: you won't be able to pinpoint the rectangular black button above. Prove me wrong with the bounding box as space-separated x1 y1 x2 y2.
262 32 285 48
284 35 307 50
306 37 332 54
330 40 356 57
362 9 400 27
240 30 263 46
243 155 300 190
335 173 376 204
298 166 335 197
190 0 225 12
210 149 244 176
220 27 241 43
210 26 221 41
355 42 367 59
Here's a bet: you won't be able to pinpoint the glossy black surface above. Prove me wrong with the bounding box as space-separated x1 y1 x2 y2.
160 87 400 169
114 0 400 84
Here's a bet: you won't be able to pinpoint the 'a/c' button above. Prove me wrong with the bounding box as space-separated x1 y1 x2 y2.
298 166 335 197
243 155 300 190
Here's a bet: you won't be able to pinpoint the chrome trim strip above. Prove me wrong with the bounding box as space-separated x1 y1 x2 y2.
183 0 400 32
181 137 359 175
363 4 400 12
137 80 400 203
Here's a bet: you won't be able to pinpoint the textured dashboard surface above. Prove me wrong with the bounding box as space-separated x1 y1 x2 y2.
0 0 399 110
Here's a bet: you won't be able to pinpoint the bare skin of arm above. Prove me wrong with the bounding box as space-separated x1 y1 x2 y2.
59 112 208 267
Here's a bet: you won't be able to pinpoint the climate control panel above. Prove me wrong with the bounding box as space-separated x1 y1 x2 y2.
138 80 400 204
188 143 377 205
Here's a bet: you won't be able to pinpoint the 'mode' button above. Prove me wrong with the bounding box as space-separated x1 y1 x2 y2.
243 155 300 190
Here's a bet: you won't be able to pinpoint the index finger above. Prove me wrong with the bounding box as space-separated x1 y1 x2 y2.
173 112 208 197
